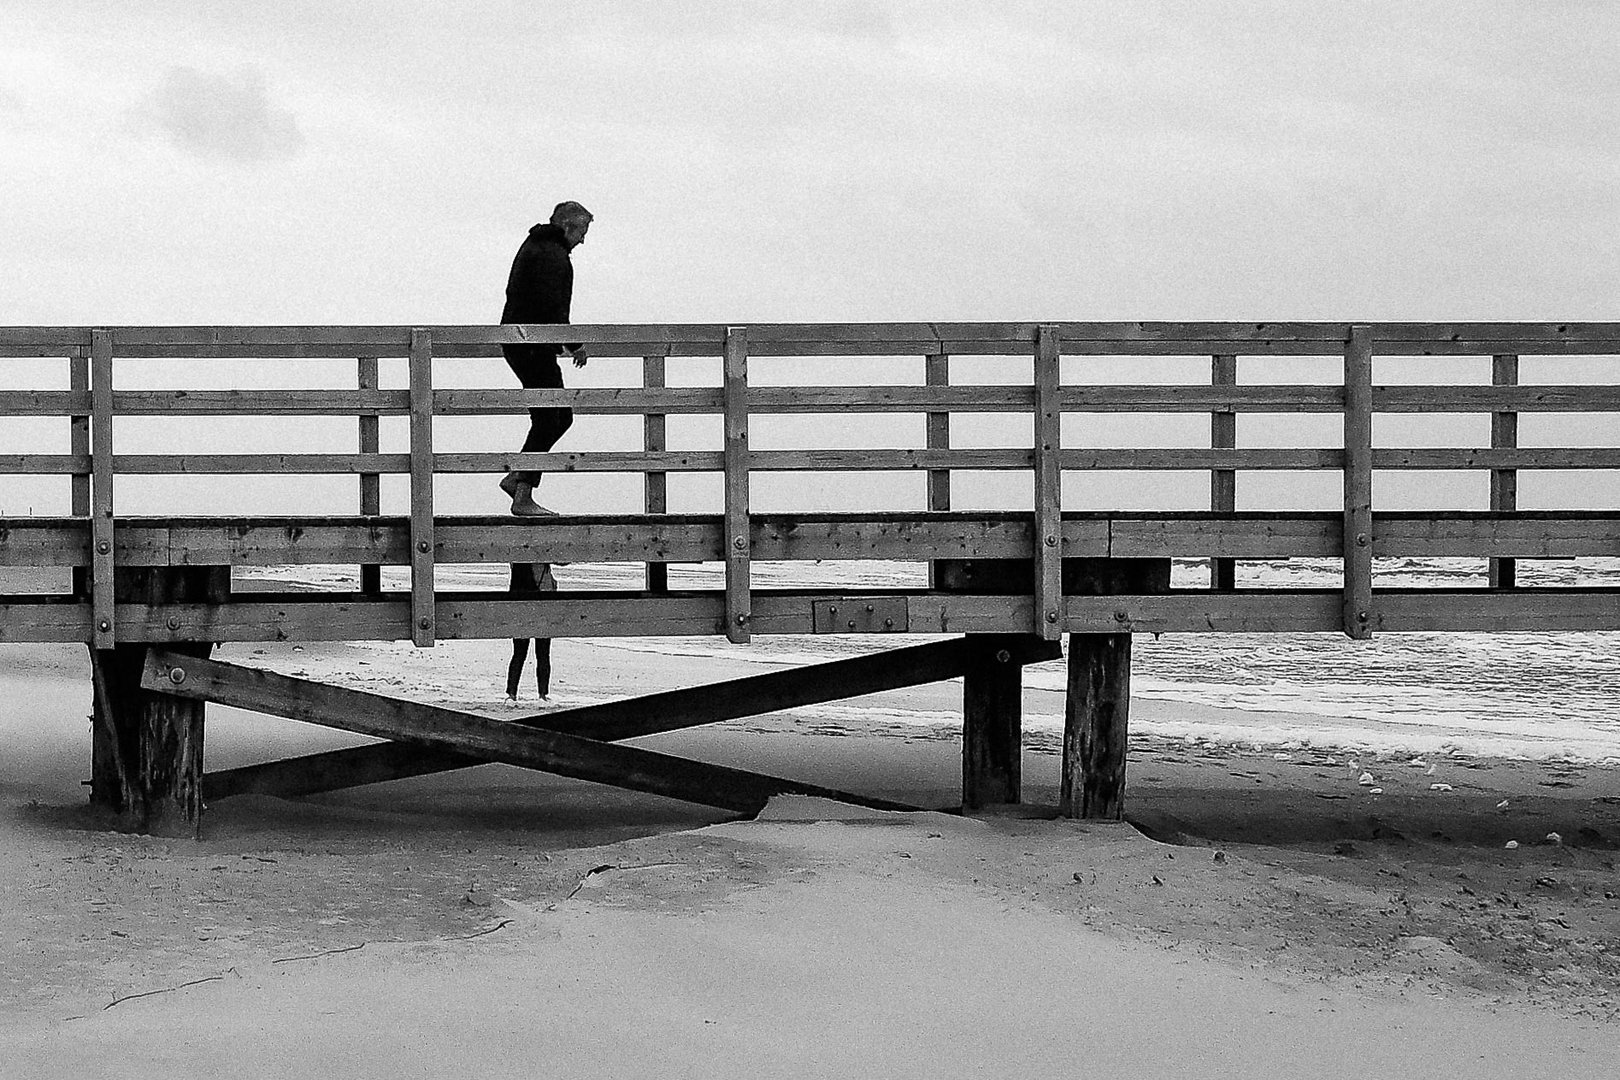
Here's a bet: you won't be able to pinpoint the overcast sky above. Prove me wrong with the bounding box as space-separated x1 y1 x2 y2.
2 2 1617 517
6 0 1619 325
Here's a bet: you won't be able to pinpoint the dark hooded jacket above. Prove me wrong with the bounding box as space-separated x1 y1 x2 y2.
501 223 577 357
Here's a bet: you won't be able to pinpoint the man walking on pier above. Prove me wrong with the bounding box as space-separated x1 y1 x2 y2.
499 200 592 516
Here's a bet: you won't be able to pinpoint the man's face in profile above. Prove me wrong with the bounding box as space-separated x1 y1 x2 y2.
561 220 590 249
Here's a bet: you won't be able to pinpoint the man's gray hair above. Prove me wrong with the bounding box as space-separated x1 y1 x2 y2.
550 201 593 227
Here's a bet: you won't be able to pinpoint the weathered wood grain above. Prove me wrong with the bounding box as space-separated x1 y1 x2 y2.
1342 326 1374 639
142 651 910 814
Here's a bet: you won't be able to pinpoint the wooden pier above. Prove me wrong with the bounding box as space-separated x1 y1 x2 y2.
2 322 1617 834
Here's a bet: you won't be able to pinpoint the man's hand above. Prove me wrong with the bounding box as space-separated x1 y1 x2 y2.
570 346 589 369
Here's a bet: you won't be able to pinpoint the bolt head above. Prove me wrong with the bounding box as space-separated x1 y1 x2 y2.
96 540 111 555
168 667 186 685
167 616 180 630
733 536 747 550
1355 533 1369 547
417 540 430 553
995 649 1011 663
735 613 748 625
98 619 111 632
1357 610 1370 622
1045 535 1058 547
418 616 431 629
1046 610 1059 623
1114 609 1129 621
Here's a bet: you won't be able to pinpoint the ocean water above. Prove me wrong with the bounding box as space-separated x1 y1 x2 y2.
240 556 1620 764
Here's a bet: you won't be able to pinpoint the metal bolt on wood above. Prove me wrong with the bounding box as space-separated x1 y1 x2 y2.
168 667 186 685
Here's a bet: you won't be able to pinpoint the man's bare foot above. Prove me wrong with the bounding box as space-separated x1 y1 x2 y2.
499 472 522 498
511 495 558 517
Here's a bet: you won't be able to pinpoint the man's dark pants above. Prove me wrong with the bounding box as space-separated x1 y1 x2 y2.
504 344 574 486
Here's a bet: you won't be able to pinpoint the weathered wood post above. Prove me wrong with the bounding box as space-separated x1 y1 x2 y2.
90 566 230 836
357 355 382 595
643 353 669 592
1210 352 1237 591
1060 632 1131 819
1489 353 1518 589
961 634 1028 810
1058 558 1171 820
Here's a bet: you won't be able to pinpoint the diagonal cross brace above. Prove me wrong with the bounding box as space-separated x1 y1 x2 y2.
138 650 918 816
198 635 1063 800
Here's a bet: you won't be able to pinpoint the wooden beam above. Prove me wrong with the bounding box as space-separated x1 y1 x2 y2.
70 353 89 598
16 510 1615 571
1033 325 1063 640
1342 325 1374 639
407 328 435 646
961 635 1036 810
1059 631 1131 820
925 353 951 515
13 585 1619 645
1210 353 1237 591
93 568 229 835
643 354 668 592
204 634 1062 798
90 330 114 649
358 357 381 595
1490 354 1519 590
141 651 912 815
723 326 751 643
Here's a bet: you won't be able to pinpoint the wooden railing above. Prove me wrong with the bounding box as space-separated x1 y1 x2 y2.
2 323 1617 647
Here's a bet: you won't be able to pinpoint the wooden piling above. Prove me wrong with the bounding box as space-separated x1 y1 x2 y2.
1055 558 1170 820
90 565 229 836
961 635 1026 810
1059 631 1132 820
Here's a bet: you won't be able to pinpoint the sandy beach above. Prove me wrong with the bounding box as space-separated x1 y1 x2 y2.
2 637 1618 1077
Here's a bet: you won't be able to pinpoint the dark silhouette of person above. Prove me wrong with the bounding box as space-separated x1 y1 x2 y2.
506 561 558 701
498 201 592 515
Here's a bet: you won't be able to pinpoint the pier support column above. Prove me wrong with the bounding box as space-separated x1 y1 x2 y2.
1059 632 1131 820
961 635 1025 810
89 566 229 837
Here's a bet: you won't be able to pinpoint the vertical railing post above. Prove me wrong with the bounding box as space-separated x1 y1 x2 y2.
925 353 951 516
722 328 751 643
1342 325 1374 639
925 353 951 595
1033 324 1062 640
1210 353 1237 591
70 349 91 598
644 354 668 592
1490 353 1519 589
357 356 381 595
407 329 436 646
90 330 115 650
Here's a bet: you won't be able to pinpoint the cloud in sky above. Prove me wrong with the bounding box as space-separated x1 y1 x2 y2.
139 65 303 162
